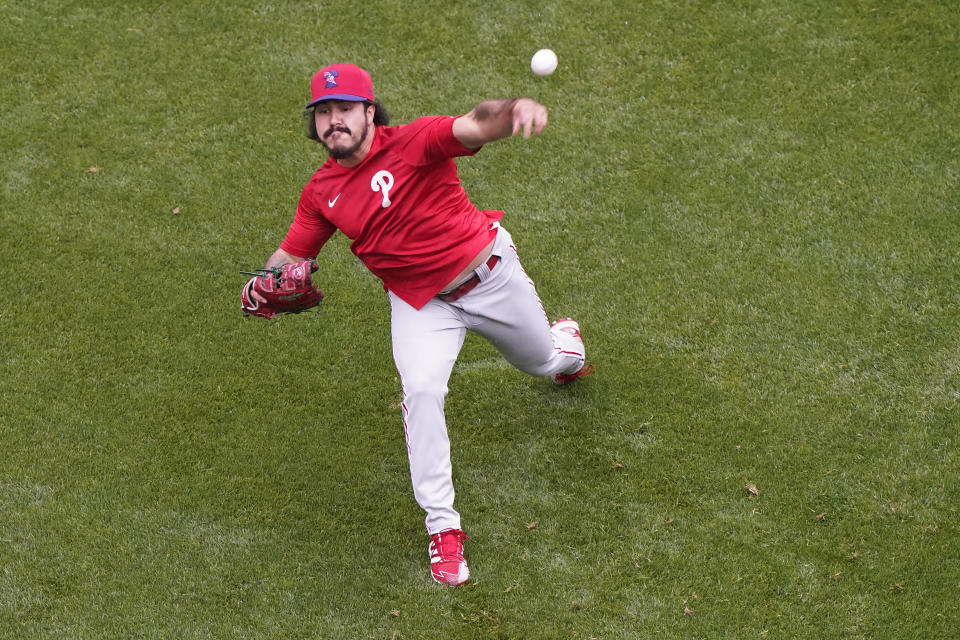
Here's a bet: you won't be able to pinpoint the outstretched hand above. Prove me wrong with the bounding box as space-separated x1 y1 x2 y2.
453 97 550 149
510 98 549 139
240 260 324 319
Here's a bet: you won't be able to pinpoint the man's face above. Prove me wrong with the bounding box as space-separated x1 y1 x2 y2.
314 100 374 161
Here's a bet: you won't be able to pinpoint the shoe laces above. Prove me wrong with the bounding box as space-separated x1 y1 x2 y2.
430 529 471 561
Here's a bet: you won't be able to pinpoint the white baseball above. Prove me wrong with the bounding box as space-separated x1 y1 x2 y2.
530 49 558 76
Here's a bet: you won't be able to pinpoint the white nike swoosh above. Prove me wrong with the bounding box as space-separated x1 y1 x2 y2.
328 193 341 207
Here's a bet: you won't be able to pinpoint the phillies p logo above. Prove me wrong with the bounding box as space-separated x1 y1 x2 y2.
371 170 394 208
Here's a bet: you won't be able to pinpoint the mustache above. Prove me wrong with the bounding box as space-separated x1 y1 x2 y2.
324 125 352 138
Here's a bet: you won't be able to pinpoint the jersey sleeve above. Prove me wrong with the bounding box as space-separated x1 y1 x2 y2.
278 188 337 258
394 116 481 166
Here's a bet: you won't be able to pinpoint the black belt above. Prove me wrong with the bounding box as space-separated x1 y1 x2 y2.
437 255 500 302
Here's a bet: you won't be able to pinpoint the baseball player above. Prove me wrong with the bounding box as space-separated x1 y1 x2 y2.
247 63 592 586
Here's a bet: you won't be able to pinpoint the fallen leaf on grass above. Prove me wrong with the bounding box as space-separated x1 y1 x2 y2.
815 512 827 521
664 517 675 525
613 462 624 470
390 610 400 617
172 207 181 215
890 583 903 592
526 521 538 531
741 476 759 496
87 166 100 173
922 525 940 533
684 606 694 616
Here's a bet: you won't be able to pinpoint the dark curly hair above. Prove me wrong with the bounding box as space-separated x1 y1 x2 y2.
304 100 390 142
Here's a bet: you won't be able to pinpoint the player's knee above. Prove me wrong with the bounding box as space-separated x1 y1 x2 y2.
401 376 449 405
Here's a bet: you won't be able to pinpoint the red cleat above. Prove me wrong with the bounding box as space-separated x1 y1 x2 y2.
552 363 595 385
551 318 594 384
428 529 470 586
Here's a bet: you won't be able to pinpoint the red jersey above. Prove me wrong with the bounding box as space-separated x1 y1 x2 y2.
279 115 503 309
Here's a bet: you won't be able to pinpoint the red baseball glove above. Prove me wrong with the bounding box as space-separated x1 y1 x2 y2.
240 259 324 319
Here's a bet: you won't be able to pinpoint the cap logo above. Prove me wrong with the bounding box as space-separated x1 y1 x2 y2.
322 70 339 88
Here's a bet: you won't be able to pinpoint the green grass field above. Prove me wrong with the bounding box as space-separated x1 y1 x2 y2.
2 0 958 637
